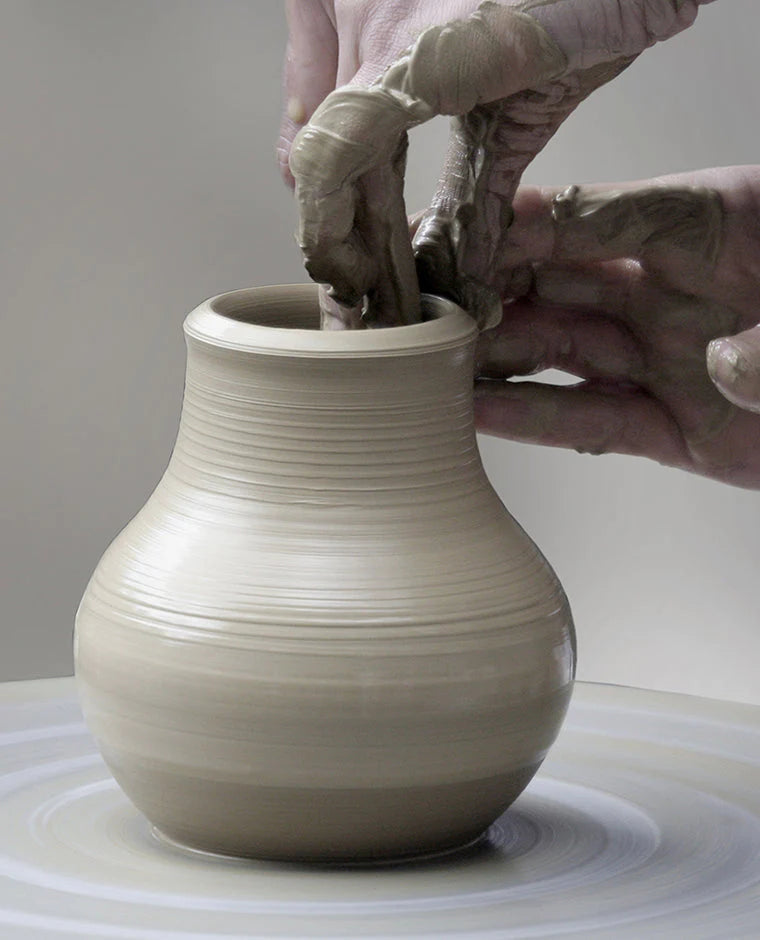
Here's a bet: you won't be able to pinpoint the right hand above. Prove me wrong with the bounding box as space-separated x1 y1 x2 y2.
279 0 715 327
474 165 760 488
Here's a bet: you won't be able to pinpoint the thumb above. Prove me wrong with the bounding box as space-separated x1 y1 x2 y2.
707 325 760 414
278 0 338 188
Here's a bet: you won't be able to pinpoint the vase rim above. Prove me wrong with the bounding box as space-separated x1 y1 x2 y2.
184 284 477 357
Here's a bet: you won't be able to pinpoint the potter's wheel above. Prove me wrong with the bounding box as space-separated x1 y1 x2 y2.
1 679 758 939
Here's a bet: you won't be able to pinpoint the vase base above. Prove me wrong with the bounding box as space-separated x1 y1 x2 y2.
151 823 490 867
103 746 543 865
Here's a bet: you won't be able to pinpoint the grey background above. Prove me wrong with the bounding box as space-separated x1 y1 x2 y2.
1 1 758 703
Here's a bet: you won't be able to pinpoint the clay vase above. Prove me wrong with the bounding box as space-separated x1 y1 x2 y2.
74 284 575 863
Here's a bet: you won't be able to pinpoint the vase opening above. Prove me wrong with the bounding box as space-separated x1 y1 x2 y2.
187 284 477 358
209 283 319 330
208 283 455 331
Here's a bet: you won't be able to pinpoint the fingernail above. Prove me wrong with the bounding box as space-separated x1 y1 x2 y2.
287 96 307 124
551 184 580 223
707 337 760 413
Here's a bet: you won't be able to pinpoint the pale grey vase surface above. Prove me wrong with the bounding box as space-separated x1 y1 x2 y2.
74 284 575 862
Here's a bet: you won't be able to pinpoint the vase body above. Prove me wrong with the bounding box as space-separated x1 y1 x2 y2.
75 284 575 862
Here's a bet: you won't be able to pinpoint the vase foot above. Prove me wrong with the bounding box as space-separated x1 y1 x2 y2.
151 823 490 868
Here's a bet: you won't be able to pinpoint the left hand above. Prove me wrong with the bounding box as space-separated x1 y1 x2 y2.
279 0 712 328
474 166 760 489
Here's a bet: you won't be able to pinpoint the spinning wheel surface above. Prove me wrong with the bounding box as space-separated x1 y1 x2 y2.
0 678 758 938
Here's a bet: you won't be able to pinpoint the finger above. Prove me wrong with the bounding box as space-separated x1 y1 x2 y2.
317 286 363 331
501 181 723 276
530 259 739 413
473 379 688 466
294 176 375 309
278 0 338 187
520 263 739 450
413 124 504 328
290 88 419 314
380 4 566 115
292 3 568 326
526 0 705 72
551 183 723 273
476 300 643 382
408 209 426 239
361 137 422 326
531 262 642 319
412 58 633 327
707 324 760 414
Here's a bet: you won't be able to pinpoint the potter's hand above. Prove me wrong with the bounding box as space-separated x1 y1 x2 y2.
278 0 714 328
474 166 760 489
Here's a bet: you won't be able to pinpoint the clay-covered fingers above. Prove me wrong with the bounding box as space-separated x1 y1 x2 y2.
279 0 338 187
473 380 689 465
377 3 567 113
283 1 716 326
288 2 568 327
708 324 760 414
501 181 724 279
289 89 425 322
414 53 640 328
412 0 715 323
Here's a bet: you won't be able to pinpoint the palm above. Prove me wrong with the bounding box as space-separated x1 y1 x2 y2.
475 167 760 488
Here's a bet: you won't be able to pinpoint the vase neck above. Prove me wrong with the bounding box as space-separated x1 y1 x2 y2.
166 336 483 501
